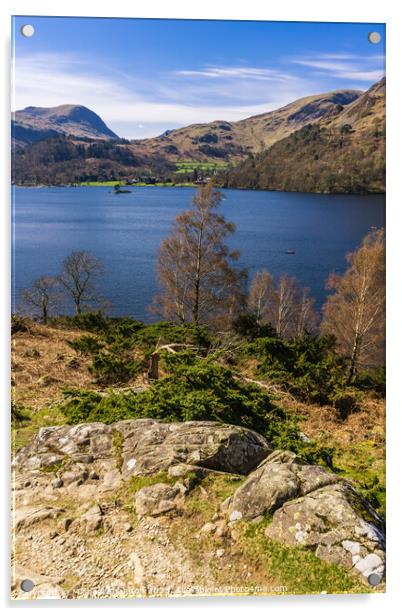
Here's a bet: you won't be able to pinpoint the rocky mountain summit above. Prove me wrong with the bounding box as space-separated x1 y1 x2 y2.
12 419 385 599
12 104 119 147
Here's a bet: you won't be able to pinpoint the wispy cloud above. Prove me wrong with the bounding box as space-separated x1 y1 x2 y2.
174 66 295 81
12 49 384 139
12 53 316 138
290 53 385 82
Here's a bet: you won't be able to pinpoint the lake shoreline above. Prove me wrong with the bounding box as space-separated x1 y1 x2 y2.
12 183 386 196
12 186 385 321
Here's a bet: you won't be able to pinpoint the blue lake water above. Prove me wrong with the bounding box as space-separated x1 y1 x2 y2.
12 186 385 321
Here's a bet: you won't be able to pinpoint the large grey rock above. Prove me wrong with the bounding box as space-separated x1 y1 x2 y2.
13 419 270 480
264 483 385 582
220 449 386 583
135 483 182 517
114 419 270 476
223 450 338 521
14 506 64 531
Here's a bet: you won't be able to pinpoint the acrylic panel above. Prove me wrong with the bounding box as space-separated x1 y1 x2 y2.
11 16 386 599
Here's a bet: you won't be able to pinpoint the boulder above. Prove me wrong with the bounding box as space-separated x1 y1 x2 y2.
264 483 385 582
135 483 182 517
13 419 270 480
223 450 337 521
115 419 270 476
70 503 104 533
12 565 65 599
14 506 64 531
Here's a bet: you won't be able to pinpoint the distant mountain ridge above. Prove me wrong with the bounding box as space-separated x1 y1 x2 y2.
129 89 362 163
12 104 119 147
225 78 385 194
11 80 385 193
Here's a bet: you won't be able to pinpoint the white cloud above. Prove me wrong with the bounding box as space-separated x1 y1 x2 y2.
12 53 316 138
290 53 385 82
12 51 382 139
174 66 295 81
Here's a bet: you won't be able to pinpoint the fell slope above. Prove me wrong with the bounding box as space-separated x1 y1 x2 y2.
226 78 385 194
13 104 119 146
130 89 361 164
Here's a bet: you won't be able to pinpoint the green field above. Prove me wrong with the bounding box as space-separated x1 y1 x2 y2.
175 160 228 175
80 181 121 186
79 181 196 188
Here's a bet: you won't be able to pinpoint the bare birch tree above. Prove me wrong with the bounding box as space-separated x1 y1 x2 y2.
248 270 275 322
21 275 60 323
153 183 246 327
59 250 105 315
321 228 385 382
248 270 318 338
295 285 320 337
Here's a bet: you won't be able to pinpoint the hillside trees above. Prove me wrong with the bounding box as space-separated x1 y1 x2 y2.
153 182 246 327
20 251 107 319
248 270 318 338
321 229 385 382
59 251 106 315
20 275 61 323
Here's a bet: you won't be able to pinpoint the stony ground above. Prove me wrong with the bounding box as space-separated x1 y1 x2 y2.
11 324 386 600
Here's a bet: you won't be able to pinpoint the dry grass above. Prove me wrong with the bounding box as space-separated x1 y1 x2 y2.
11 322 149 412
12 323 96 410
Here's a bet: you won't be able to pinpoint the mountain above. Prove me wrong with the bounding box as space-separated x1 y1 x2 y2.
129 89 361 164
12 83 385 193
12 104 119 147
225 78 385 194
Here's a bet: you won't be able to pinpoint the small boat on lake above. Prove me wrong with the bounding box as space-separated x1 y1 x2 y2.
113 185 131 194
285 250 296 255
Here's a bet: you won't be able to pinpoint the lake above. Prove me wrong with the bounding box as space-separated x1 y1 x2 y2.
12 186 385 321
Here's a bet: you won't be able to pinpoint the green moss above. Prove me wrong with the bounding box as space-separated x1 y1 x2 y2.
242 519 370 594
334 441 385 517
126 472 174 494
12 405 66 454
40 458 67 474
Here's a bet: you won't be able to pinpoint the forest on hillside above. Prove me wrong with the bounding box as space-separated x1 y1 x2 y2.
225 123 385 194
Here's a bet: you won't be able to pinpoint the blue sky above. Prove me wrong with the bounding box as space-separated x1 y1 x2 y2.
12 17 385 138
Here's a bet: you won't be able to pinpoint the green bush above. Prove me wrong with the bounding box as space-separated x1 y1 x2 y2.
59 352 334 467
67 334 104 355
90 352 143 385
56 310 109 332
232 313 277 341
330 387 362 420
240 334 348 406
11 403 30 424
354 367 386 396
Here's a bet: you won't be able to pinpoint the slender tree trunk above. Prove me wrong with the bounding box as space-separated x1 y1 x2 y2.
347 334 361 384
192 223 204 326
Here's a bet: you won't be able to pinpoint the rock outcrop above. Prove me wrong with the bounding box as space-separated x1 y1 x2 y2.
12 421 386 597
221 450 385 583
222 450 339 521
264 483 385 581
13 419 270 485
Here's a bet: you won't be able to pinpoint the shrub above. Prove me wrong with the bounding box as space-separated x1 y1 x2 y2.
11 314 30 334
240 334 348 405
90 352 142 385
232 313 277 341
354 367 385 396
60 352 334 467
67 334 104 355
330 388 362 420
68 310 110 332
11 403 30 424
